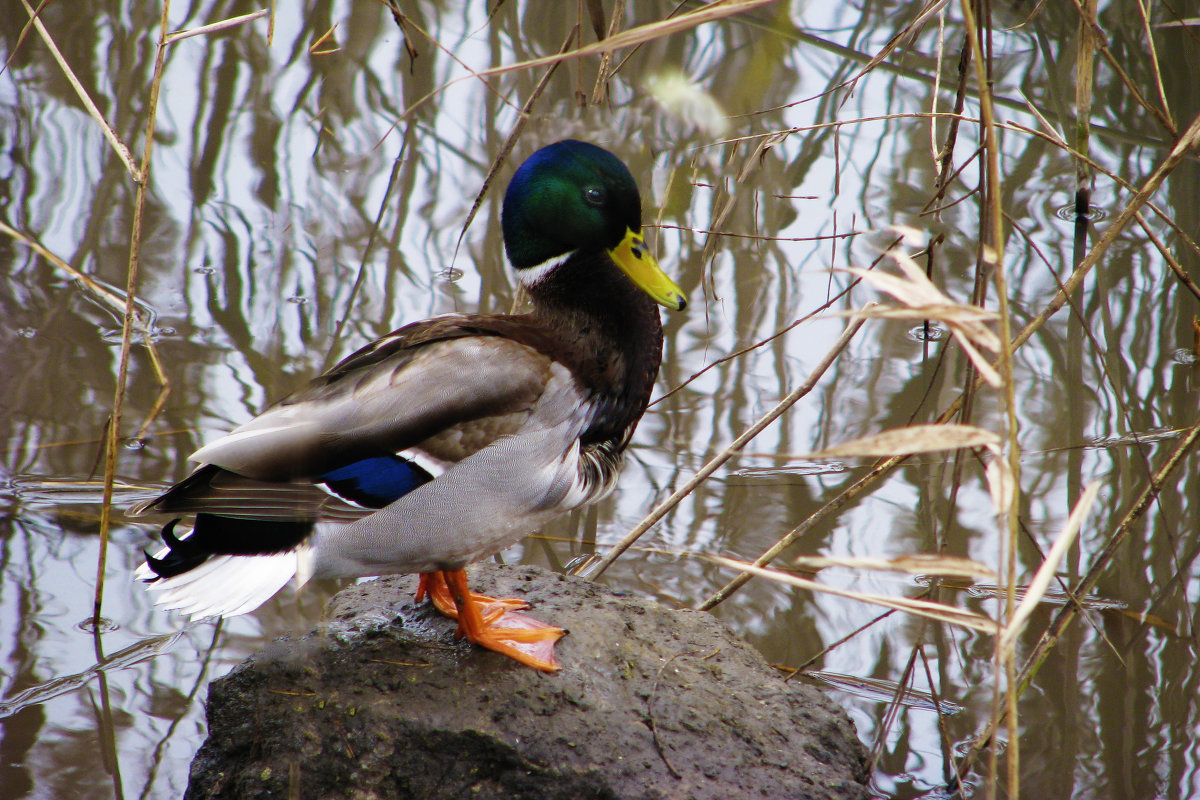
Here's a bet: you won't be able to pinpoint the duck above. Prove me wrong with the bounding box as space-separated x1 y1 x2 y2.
130 139 686 673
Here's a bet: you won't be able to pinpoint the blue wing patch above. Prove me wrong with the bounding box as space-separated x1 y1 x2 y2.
321 455 434 508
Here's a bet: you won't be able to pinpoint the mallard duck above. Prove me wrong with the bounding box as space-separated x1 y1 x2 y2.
131 140 686 672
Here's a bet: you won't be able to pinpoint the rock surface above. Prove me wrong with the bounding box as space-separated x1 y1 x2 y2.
185 565 870 800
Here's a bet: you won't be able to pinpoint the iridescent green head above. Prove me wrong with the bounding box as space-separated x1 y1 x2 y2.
502 140 686 311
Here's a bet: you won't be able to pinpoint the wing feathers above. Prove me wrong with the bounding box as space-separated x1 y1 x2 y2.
130 465 369 523
194 336 553 481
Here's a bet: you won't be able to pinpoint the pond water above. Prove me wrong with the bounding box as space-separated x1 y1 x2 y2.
3 2 1200 798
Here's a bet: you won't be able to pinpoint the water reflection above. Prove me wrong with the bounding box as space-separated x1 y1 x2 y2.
2 2 1199 798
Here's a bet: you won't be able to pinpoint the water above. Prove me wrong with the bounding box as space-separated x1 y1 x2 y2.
2 2 1199 798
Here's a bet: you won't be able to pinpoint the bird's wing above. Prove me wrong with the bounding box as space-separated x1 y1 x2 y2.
191 325 557 481
129 317 570 521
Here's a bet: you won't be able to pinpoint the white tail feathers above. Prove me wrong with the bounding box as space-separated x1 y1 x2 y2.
136 547 314 620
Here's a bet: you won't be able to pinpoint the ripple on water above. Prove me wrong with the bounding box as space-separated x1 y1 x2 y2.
1054 202 1108 223
908 324 945 342
76 616 120 634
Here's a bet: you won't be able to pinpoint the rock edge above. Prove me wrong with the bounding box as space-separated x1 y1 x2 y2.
185 564 870 800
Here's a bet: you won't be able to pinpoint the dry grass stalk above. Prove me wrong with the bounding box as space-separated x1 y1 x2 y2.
162 9 271 45
792 553 995 580
845 244 1002 386
811 423 1000 459
1011 108 1200 356
307 23 340 55
382 3 523 116
997 114 1200 267
754 111 1199 270
401 0 777 118
499 0 778 66
997 482 1100 652
455 30 573 264
589 0 626 103
1073 0 1099 198
700 179 1163 609
709 557 999 634
0 222 150 331
701 103 1200 757
587 309 871 579
1067 0 1174 134
0 221 172 439
92 1 174 622
698 453 899 611
959 0 1022 790
1134 0 1172 126
832 0 951 96
19 0 140 180
958 420 1200 778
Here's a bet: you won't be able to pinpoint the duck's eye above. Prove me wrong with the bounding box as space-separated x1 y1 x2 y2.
583 186 605 206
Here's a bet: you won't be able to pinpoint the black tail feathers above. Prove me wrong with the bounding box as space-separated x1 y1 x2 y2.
141 514 314 580
143 519 207 579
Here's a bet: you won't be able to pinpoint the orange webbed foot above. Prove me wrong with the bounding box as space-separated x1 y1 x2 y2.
416 569 565 672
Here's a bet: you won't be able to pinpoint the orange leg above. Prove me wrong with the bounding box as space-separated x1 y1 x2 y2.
417 570 529 624
415 569 565 672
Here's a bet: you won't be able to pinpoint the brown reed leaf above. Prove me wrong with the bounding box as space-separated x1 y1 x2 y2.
998 481 1100 650
846 241 1004 386
792 553 996 580
709 557 999 633
811 423 1000 458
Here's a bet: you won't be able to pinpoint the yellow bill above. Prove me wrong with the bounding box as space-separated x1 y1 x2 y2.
608 228 687 311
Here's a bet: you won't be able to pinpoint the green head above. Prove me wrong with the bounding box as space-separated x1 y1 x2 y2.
502 140 686 311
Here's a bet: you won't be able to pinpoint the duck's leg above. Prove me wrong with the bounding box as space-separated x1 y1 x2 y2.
415 569 565 672
416 570 528 622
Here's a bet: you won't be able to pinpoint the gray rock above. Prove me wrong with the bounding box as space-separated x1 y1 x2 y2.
185 564 870 800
